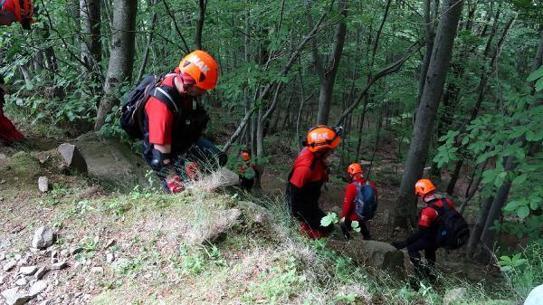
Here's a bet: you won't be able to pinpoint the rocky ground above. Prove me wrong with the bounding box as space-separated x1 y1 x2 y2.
0 133 516 305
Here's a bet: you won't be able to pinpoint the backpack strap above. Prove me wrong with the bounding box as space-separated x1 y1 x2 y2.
152 86 179 113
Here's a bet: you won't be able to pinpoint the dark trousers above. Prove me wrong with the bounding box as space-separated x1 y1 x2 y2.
239 177 255 190
407 236 438 279
341 220 371 240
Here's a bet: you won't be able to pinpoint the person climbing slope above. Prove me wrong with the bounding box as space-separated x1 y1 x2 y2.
339 162 378 240
286 125 342 239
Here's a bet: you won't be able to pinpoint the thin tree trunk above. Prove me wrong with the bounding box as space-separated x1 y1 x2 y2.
137 1 158 81
316 0 348 125
394 0 464 228
195 0 207 49
94 0 137 130
80 0 102 71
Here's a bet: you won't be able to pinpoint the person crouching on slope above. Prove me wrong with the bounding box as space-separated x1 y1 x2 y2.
392 179 465 281
286 125 341 239
142 50 227 193
340 163 378 240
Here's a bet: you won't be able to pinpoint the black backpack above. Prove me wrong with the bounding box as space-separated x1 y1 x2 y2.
120 74 178 139
431 198 470 250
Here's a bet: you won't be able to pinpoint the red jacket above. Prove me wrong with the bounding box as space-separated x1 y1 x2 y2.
289 148 328 189
340 176 377 221
418 196 455 228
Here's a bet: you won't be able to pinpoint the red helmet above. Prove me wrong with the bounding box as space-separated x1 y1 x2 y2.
305 125 341 153
415 179 436 197
241 151 251 161
347 163 363 176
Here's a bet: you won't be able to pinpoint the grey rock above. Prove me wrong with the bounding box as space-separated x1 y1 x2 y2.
3 261 17 272
13 254 21 261
74 133 148 189
60 249 69 257
1 288 32 305
32 227 55 250
29 280 47 296
330 240 406 278
237 201 272 226
106 253 115 263
57 143 88 174
0 252 5 260
104 239 116 249
51 261 67 270
185 208 242 245
34 267 48 280
15 278 27 286
19 266 37 276
0 275 6 285
39 301 51 305
444 288 468 305
37 177 49 193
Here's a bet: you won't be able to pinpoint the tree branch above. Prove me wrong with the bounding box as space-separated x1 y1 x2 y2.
336 41 422 125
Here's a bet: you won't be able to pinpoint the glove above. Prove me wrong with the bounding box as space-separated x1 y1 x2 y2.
391 241 407 250
166 175 184 193
185 162 200 180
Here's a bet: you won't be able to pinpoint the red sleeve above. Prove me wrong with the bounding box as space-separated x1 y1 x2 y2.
418 207 438 228
341 183 357 219
289 166 311 188
145 97 173 145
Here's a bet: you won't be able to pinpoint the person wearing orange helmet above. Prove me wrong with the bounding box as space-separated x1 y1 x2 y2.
0 0 34 30
286 125 342 239
142 50 226 193
339 163 378 240
237 149 257 191
391 178 458 282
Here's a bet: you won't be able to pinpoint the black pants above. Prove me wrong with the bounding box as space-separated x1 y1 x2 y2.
239 177 254 190
407 235 438 279
342 220 371 240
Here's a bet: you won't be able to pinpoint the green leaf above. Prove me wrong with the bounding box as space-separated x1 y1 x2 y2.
321 213 339 227
513 174 528 185
517 206 530 219
527 66 543 82
351 221 361 233
536 78 543 92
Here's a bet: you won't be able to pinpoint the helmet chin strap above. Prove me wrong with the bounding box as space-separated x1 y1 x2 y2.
423 193 436 203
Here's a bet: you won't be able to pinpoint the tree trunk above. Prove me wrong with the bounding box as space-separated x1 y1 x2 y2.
195 0 207 49
137 0 158 81
94 0 137 131
80 0 102 71
315 0 348 125
394 0 464 228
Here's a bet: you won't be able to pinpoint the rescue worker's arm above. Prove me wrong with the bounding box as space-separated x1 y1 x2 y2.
392 207 438 249
145 98 174 170
340 183 357 220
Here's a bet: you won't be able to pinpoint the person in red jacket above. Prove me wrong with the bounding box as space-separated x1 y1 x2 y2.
0 0 33 145
0 0 34 30
392 178 456 281
286 125 342 239
142 50 226 193
339 163 377 240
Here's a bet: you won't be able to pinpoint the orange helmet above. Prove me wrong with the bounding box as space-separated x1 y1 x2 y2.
347 163 363 176
415 179 436 197
305 125 341 153
241 151 251 161
179 50 219 90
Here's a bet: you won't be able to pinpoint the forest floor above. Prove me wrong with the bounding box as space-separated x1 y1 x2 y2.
0 121 519 305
